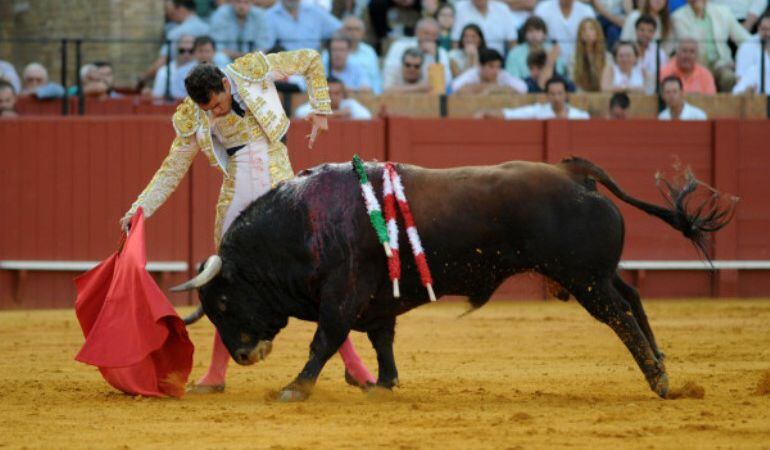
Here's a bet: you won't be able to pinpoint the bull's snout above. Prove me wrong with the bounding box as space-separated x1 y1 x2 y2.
233 340 272 365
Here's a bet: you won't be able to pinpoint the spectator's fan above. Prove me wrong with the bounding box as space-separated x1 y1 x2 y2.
451 48 528 94
210 0 274 56
571 18 609 92
621 0 676 54
294 76 372 119
601 40 648 93
659 37 716 94
0 79 17 118
21 63 65 99
451 0 518 54
505 15 569 81
266 0 341 50
658 74 707 120
435 3 456 51
672 0 751 92
384 47 432 94
449 24 487 78
479 77 590 119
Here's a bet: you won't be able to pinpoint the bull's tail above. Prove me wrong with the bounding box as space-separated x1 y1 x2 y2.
560 157 738 260
183 304 205 325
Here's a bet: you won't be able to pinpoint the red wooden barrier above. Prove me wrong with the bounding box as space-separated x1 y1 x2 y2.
1 116 769 309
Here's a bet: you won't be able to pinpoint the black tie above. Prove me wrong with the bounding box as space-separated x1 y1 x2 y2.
231 96 245 117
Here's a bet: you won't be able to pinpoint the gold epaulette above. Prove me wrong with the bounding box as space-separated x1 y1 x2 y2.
227 51 270 83
172 97 202 138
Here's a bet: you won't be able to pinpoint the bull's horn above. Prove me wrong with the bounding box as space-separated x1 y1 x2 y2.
170 255 222 292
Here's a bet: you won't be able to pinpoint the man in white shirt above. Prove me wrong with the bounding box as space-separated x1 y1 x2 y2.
452 48 528 93
479 77 590 118
152 35 197 99
533 0 596 63
340 16 383 94
451 0 519 54
658 75 708 120
294 76 372 119
735 12 770 81
635 14 668 78
383 18 453 90
710 0 768 32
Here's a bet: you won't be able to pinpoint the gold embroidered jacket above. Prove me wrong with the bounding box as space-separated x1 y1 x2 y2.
125 49 331 219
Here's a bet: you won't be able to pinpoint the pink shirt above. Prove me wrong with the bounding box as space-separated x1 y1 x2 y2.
659 60 717 94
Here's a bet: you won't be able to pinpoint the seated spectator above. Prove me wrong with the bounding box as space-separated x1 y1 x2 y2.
634 14 668 79
505 16 569 80
0 60 21 95
142 0 210 86
325 34 372 92
711 0 768 32
672 0 752 91
480 77 590 118
193 36 231 68
210 0 274 57
571 18 610 92
340 16 382 94
621 0 676 54
151 35 197 99
658 74 707 120
601 41 648 92
267 0 341 50
93 62 122 98
0 80 17 118
659 37 716 94
608 91 630 118
436 3 456 51
294 76 372 119
534 0 597 64
21 63 65 99
449 24 487 78
524 47 577 92
591 0 633 49
77 64 111 100
368 0 423 51
452 48 528 94
384 48 432 94
383 18 453 91
451 0 518 54
735 11 770 90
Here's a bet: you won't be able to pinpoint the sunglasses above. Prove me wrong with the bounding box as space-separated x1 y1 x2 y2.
403 63 421 69
178 48 194 55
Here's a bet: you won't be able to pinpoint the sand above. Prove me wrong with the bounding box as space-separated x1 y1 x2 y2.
1 299 769 449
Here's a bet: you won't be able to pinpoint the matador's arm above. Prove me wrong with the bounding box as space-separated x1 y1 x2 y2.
122 99 201 221
266 49 333 115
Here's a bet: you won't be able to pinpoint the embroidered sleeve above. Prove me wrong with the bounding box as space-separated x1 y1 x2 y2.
125 135 200 219
266 49 331 115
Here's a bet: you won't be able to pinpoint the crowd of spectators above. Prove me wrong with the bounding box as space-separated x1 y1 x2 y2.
2 0 770 121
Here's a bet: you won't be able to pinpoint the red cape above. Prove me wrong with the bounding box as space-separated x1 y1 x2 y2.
74 209 194 398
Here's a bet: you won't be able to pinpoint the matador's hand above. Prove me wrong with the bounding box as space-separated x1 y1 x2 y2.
306 113 328 149
119 213 133 233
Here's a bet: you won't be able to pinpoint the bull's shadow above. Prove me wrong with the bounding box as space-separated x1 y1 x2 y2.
173 157 736 401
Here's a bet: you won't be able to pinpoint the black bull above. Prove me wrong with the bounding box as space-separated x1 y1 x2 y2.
173 158 735 401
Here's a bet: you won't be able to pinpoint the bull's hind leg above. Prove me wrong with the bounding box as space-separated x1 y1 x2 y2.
367 318 399 389
575 280 669 398
612 274 665 365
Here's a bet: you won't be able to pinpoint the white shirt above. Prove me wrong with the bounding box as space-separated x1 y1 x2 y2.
534 0 596 64
382 38 453 89
735 36 768 79
451 66 527 93
639 42 668 79
152 60 196 99
451 0 519 54
710 0 768 20
611 63 645 90
658 102 708 120
294 98 372 120
732 60 770 94
503 102 590 119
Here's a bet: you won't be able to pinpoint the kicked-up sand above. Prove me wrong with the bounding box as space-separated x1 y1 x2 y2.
0 299 769 449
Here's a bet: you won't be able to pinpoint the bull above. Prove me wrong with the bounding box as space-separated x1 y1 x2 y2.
173 158 735 401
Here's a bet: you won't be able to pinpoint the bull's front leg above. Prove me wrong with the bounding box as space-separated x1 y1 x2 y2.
367 319 399 389
277 301 354 402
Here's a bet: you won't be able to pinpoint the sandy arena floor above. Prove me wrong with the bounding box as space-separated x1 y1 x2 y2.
1 299 769 449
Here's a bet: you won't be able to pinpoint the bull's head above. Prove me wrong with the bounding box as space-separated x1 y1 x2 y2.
171 255 287 365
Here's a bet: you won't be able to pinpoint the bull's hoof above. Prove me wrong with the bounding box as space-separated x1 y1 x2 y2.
376 377 400 390
651 373 669 399
345 370 375 391
185 383 225 395
277 388 309 402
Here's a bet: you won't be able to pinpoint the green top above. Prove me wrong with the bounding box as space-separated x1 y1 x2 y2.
694 14 718 65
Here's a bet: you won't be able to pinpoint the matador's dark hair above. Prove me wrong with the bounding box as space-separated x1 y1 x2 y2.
185 63 226 105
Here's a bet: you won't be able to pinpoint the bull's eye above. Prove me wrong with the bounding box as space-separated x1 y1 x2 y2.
240 333 252 344
218 301 227 312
